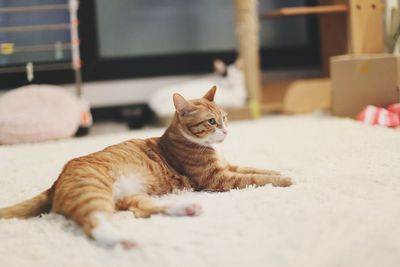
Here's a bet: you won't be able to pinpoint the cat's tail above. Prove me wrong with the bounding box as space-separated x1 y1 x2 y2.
0 188 53 219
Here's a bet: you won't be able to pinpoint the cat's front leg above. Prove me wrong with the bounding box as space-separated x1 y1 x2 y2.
203 168 292 192
228 165 281 175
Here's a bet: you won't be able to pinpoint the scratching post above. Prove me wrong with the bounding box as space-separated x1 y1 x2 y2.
348 0 384 54
234 0 262 118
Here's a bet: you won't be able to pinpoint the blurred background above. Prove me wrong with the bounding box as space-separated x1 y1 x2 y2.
0 1 320 128
0 0 397 142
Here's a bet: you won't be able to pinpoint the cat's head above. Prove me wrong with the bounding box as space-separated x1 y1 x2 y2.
172 86 228 146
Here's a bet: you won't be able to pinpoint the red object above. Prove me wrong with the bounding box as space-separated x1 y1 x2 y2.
388 103 400 119
356 105 400 128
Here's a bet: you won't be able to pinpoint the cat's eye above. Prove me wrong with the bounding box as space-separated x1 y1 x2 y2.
208 118 217 125
223 116 227 122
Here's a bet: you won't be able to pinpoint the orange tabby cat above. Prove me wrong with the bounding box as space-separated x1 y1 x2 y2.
0 86 292 249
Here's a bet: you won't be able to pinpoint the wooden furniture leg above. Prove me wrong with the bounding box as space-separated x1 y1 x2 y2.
348 0 384 54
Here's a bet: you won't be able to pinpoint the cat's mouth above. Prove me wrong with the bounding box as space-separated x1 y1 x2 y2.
205 138 224 146
210 132 227 144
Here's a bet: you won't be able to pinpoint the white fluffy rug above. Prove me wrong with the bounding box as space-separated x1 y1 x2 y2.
1 114 400 267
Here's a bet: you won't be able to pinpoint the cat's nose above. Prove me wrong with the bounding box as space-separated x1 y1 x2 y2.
222 129 228 135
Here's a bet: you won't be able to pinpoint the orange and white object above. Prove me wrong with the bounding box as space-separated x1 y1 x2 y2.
356 105 400 128
79 98 93 128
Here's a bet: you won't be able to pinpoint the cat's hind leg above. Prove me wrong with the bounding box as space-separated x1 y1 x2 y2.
115 194 166 218
65 195 137 249
115 194 202 218
87 211 137 250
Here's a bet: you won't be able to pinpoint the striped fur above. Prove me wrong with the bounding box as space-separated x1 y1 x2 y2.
0 86 292 249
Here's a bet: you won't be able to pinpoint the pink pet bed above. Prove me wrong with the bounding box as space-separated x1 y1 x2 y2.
0 85 82 145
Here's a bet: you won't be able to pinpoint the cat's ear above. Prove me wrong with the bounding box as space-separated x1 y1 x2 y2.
173 93 198 116
234 58 243 70
213 59 226 76
203 86 217 102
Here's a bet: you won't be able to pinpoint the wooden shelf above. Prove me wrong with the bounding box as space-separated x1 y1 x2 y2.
261 80 291 113
0 4 69 14
261 4 348 18
261 78 331 114
13 43 72 53
0 24 70 33
0 62 72 73
0 1 81 95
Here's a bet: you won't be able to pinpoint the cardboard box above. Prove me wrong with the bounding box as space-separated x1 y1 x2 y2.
331 54 400 118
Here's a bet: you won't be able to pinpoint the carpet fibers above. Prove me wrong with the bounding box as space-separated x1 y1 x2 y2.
1 114 399 267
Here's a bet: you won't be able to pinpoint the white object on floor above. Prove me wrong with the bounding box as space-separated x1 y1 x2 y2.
0 84 82 145
1 114 400 267
149 61 246 117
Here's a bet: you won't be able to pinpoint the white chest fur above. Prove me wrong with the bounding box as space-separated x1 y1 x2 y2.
112 174 144 201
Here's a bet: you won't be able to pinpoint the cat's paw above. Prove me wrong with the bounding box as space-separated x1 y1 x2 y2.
119 239 138 250
273 176 293 187
165 203 203 216
95 237 138 250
